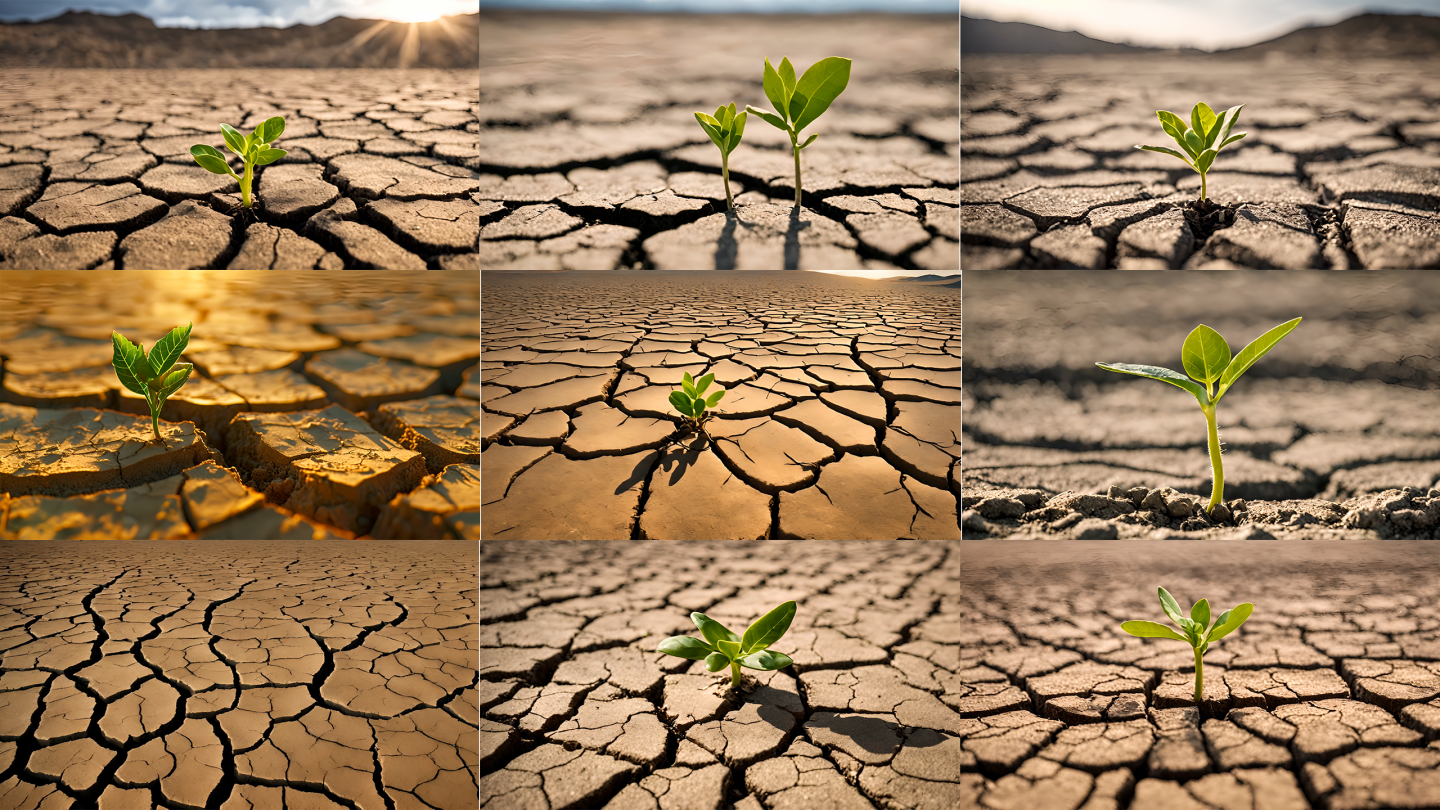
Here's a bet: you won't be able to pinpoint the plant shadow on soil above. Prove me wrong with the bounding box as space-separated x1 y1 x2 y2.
807 712 943 755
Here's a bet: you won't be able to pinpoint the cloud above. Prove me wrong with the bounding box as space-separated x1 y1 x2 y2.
0 0 479 28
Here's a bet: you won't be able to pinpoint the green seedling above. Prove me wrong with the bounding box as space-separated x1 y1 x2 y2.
746 56 852 208
669 371 725 432
112 323 194 443
190 116 287 209
1121 586 1253 703
1097 317 1300 516
1136 102 1246 202
658 600 796 689
695 102 748 210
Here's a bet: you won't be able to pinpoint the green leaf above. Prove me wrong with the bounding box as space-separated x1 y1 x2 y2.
111 331 152 396
1207 109 1228 149
716 638 741 659
706 389 725 407
746 105 789 132
683 371 694 386
1181 324 1231 385
787 90 808 125
243 131 257 155
792 56 851 135
1119 620 1188 641
682 375 697 398
1183 128 1204 158
1095 362 1209 406
1195 148 1219 174
763 57 789 124
778 57 797 101
695 112 726 152
695 373 714 397
1191 598 1211 632
259 116 285 143
1190 102 1217 141
1156 110 1189 142
691 395 706 416
1206 603 1254 642
704 652 730 672
799 133 818 149
1158 587 1185 626
669 390 695 417
715 104 730 130
727 110 747 153
741 600 796 655
1135 144 1194 168
156 364 192 401
191 152 234 175
146 322 192 378
658 635 716 661
220 123 246 157
1213 104 1244 148
1215 318 1302 402
1218 132 1247 150
738 650 793 671
691 612 739 647
253 148 286 166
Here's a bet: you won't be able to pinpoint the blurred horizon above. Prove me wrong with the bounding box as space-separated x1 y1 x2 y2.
962 0 1440 51
481 0 956 12
0 0 479 29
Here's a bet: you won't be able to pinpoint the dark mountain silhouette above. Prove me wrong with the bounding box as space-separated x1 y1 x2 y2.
961 15 1159 54
0 10 478 68
1221 13 1440 56
886 274 961 282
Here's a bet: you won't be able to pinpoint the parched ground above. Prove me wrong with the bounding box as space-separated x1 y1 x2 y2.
0 69 479 270
961 55 1440 269
0 540 478 809
962 270 1440 541
481 272 960 540
961 541 1440 810
481 539 960 810
478 12 958 270
0 271 479 539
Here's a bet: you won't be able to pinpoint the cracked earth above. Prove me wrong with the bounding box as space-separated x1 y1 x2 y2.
961 56 1440 268
481 539 959 810
0 540 478 809
0 69 479 270
481 271 960 540
1 271 479 539
478 11 958 270
961 540 1440 810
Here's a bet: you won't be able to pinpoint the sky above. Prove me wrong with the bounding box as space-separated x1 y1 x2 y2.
479 0 956 12
0 0 479 27
962 0 1440 50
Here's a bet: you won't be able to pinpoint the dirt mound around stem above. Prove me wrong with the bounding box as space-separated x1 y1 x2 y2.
1181 197 1239 244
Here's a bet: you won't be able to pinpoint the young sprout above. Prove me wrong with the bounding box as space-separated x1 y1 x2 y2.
657 601 796 689
1097 317 1300 517
746 56 852 208
190 116 288 209
1121 586 1253 703
1136 102 1246 202
111 323 194 443
695 102 747 210
669 371 725 433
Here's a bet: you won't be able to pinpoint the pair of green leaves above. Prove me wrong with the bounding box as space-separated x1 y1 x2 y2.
1137 102 1246 175
190 116 288 176
695 102 747 158
656 600 797 674
746 55 852 149
669 371 725 420
1121 586 1253 655
111 324 194 438
1096 317 1301 408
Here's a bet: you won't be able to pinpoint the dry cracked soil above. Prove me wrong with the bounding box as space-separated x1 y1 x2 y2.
1 271 480 540
481 539 960 810
961 541 1440 810
478 11 958 270
481 271 960 540
961 55 1440 269
0 69 480 270
0 539 478 809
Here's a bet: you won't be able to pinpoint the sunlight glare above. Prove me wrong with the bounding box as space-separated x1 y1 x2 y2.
372 0 448 24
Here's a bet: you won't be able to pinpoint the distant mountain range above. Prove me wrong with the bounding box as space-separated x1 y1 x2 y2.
963 12 1440 56
0 10 478 68
886 274 961 282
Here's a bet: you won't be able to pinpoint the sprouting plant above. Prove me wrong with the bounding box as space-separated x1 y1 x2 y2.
111 323 194 443
1121 586 1253 703
695 102 747 211
657 600 796 689
746 56 852 208
1136 102 1246 202
190 116 287 209
669 371 725 433
1096 317 1300 516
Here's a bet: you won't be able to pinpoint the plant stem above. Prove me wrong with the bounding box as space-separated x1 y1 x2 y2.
241 160 253 208
792 136 802 208
1200 171 1207 202
149 403 161 441
1203 404 1224 515
729 660 741 688
1193 645 1204 703
721 152 733 210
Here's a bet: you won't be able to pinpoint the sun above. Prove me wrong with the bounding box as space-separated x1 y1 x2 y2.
371 0 454 24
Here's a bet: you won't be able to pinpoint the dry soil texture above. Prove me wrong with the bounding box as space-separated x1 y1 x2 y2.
962 271 1440 541
481 539 960 810
478 12 959 270
0 540 478 809
961 541 1440 810
0 69 479 270
481 272 960 540
961 55 1440 269
0 271 480 539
